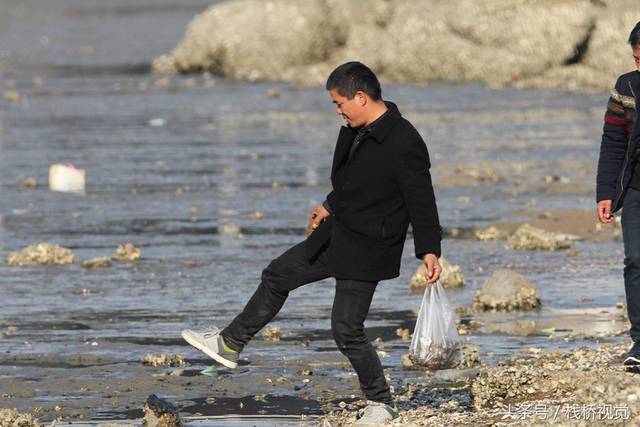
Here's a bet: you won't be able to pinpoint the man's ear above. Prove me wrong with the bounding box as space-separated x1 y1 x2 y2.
356 91 367 107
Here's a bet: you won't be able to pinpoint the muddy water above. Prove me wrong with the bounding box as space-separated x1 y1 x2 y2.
0 0 629 422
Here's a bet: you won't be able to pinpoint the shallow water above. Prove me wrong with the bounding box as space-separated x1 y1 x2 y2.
0 0 628 421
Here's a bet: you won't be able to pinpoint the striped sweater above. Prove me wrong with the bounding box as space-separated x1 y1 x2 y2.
597 70 640 211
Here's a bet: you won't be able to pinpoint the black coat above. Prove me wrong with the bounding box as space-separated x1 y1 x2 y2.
305 102 441 281
596 70 640 212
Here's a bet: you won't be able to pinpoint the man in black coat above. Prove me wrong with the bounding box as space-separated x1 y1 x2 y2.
596 22 640 367
181 62 442 423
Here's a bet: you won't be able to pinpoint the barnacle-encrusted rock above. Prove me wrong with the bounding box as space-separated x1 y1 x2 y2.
472 343 628 410
507 224 573 251
143 395 182 427
261 327 290 341
461 344 481 368
472 269 541 311
6 243 74 266
474 226 509 241
82 256 111 269
141 353 185 368
112 243 141 262
0 409 41 427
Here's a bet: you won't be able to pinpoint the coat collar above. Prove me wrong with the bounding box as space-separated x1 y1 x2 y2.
341 101 402 143
367 101 401 143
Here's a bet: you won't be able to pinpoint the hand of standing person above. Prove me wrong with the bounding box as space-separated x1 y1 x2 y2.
306 204 330 236
597 200 614 224
422 253 442 284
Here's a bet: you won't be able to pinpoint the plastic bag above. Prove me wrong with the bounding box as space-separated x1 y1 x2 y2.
409 281 462 370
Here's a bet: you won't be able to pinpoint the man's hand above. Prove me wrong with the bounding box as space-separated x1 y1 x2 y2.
306 204 330 236
422 253 442 284
597 200 614 224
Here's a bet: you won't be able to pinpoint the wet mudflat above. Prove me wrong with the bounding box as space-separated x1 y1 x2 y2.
0 0 631 424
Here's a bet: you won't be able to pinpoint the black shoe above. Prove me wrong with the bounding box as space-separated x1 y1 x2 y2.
624 341 640 366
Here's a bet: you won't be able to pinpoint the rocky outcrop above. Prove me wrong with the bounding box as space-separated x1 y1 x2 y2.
154 0 637 91
472 269 541 311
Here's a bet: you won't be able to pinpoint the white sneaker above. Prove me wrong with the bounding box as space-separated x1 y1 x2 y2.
181 326 239 369
354 400 399 426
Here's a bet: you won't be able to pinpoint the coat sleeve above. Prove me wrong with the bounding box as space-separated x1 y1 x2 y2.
396 135 442 259
596 76 630 203
324 189 336 214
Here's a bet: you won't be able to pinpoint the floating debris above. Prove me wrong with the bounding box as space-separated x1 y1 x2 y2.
472 269 541 312
200 366 218 377
82 257 111 269
141 353 185 368
6 242 74 266
112 243 141 262
49 164 85 193
507 224 574 251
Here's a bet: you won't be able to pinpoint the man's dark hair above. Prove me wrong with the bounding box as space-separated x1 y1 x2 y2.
326 62 382 101
629 21 640 47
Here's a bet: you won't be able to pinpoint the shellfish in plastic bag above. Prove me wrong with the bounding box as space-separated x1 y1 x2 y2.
409 281 462 370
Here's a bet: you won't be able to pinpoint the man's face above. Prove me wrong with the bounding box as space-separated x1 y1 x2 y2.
634 44 640 72
329 88 367 128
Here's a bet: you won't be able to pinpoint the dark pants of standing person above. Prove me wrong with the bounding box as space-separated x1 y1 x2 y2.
622 187 640 342
221 240 393 404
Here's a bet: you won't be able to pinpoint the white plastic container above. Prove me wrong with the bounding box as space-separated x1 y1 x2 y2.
49 164 85 193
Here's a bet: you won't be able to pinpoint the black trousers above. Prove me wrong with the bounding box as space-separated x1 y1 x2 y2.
622 188 640 342
221 240 392 404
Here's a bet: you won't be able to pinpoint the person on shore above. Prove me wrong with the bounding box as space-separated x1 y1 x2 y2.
596 21 640 367
181 62 443 424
